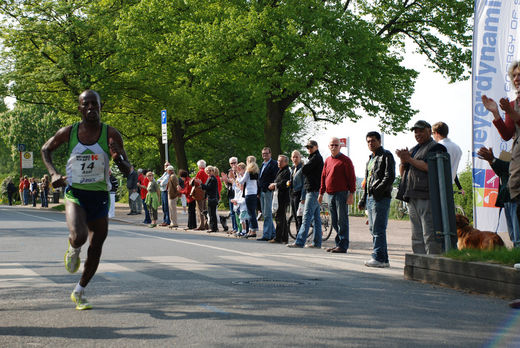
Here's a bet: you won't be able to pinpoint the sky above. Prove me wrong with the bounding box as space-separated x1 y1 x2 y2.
311 50 472 178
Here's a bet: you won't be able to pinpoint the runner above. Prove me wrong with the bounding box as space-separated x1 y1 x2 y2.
41 90 131 310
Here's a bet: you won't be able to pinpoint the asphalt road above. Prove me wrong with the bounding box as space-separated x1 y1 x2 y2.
0 206 518 347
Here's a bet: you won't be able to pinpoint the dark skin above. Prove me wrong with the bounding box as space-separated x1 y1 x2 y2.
41 90 131 287
396 128 431 175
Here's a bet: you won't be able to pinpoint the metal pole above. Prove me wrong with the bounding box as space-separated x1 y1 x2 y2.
165 143 168 163
436 153 452 251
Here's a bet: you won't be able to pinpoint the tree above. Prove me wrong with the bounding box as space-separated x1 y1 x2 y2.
0 103 66 177
221 0 473 155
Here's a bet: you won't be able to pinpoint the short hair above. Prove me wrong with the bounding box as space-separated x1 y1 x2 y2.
229 157 238 164
432 122 449 138
366 131 381 141
262 147 271 154
179 169 188 178
78 89 100 103
509 61 520 85
197 159 206 168
278 154 288 163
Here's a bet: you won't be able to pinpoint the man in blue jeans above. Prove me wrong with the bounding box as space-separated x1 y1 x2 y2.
318 137 356 253
287 140 324 249
358 132 396 267
257 147 279 241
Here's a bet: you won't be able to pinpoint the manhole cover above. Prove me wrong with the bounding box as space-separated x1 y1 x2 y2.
232 279 317 287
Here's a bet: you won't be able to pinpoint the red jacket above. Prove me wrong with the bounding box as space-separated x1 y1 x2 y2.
320 153 356 195
195 169 209 186
138 174 149 200
179 176 194 203
492 100 517 141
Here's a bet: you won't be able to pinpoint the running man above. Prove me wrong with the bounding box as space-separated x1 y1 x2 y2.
41 90 131 310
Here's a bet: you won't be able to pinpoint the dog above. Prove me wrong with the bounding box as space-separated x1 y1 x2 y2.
455 214 505 250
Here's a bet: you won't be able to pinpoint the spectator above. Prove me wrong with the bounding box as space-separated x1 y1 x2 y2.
287 140 324 249
268 155 291 244
223 157 239 233
358 131 395 267
179 170 197 230
257 147 279 241
319 137 356 253
7 178 16 206
23 175 30 205
289 150 305 233
138 169 152 224
30 177 39 207
194 160 209 230
432 122 464 192
238 156 259 238
108 170 118 218
166 165 180 228
178 169 187 215
126 166 140 215
477 147 520 247
396 120 447 254
198 166 219 232
145 171 160 228
157 162 171 226
18 178 23 203
233 162 249 236
40 174 50 207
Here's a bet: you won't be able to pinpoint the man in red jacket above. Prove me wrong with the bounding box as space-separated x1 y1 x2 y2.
318 137 356 253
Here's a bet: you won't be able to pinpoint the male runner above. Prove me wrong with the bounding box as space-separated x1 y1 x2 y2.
41 90 131 310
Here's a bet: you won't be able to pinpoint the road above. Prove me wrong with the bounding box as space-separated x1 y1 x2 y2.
0 205 518 347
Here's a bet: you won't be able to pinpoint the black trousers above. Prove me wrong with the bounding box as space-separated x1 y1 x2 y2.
208 198 218 231
275 197 289 243
290 191 303 233
187 201 197 229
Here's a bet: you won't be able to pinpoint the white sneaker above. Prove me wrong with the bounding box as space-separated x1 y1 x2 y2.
64 241 81 273
364 259 389 268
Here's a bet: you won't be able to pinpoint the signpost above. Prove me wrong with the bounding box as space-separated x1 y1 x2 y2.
339 137 349 156
18 144 26 179
161 110 168 163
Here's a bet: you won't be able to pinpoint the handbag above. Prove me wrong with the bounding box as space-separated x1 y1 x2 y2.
190 185 205 201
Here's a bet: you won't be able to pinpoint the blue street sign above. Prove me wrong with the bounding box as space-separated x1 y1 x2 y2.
161 110 167 124
18 144 26 152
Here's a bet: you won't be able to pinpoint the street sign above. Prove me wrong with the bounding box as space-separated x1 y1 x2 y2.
339 138 347 148
161 110 168 145
161 110 167 124
18 144 26 152
21 151 33 168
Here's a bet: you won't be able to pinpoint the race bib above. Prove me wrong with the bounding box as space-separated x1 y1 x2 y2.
70 154 105 184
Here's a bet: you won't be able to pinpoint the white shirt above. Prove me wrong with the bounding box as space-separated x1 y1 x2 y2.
238 171 258 196
439 138 462 182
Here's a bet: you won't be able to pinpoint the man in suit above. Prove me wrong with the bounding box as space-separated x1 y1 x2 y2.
257 147 279 241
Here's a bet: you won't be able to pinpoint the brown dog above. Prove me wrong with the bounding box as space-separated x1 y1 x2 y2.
455 214 505 250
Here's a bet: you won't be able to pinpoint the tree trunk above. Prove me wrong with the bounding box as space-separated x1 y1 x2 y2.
172 120 188 170
264 99 284 158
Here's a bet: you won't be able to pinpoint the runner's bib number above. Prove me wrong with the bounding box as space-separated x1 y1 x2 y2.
70 154 105 184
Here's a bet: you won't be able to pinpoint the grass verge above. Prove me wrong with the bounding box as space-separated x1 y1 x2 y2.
444 248 520 267
51 204 65 211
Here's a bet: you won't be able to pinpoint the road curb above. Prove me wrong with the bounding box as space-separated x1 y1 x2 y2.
404 253 520 299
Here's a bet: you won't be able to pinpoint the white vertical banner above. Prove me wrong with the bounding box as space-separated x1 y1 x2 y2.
472 1 520 231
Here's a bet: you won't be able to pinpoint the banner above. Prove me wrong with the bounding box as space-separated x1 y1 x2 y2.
472 1 520 231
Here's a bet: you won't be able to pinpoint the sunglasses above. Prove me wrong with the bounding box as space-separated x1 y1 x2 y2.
329 144 340 147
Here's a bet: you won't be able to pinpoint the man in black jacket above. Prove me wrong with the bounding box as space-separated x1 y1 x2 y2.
288 140 324 248
257 147 280 241
359 131 395 267
268 155 291 243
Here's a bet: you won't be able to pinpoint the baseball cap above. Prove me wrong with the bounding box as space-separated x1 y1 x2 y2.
166 165 174 171
410 120 431 131
305 140 318 148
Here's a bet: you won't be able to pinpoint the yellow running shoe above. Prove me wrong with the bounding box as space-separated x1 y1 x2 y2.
70 290 92 310
64 241 81 274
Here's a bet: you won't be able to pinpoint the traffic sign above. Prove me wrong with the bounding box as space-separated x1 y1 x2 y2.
18 144 26 152
161 110 167 124
21 151 33 168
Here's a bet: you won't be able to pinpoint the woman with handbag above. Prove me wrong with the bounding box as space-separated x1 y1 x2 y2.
179 170 197 230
